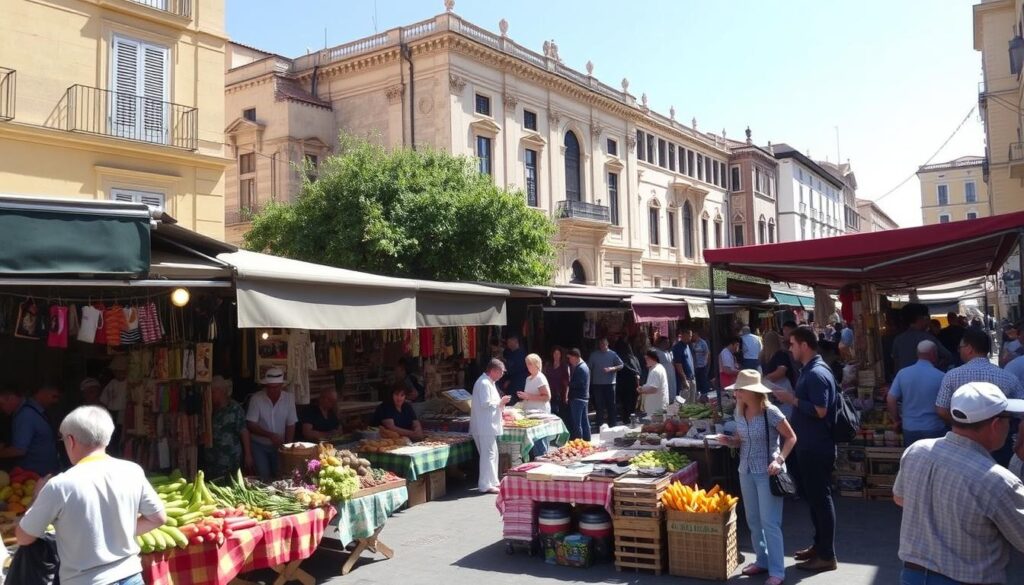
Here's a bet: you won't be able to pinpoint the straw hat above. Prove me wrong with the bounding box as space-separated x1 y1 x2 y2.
726 369 772 394
260 367 286 386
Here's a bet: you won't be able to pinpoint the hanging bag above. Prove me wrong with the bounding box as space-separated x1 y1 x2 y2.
763 409 797 498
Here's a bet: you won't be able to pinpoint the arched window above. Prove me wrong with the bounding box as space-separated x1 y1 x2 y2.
768 218 776 243
564 131 582 201
570 260 586 284
758 215 767 244
682 202 695 259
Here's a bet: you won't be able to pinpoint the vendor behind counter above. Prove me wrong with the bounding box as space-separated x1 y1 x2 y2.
300 388 341 442
373 386 423 439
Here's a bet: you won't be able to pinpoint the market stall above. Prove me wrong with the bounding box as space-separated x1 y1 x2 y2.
324 482 409 575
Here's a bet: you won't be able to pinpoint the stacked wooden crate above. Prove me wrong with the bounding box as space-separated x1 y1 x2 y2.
612 474 670 575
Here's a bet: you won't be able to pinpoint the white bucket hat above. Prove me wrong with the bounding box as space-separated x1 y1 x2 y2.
726 369 772 394
260 367 286 386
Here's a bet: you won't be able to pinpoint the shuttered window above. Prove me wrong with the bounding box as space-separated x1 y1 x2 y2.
112 35 169 144
111 188 165 212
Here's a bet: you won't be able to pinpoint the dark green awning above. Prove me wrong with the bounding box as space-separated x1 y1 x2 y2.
773 291 814 309
0 197 151 277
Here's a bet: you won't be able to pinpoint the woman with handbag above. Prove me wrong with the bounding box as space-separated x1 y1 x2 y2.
722 370 798 585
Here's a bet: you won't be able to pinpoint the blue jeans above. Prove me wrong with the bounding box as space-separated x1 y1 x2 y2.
110 574 144 585
903 428 947 447
738 472 785 579
569 398 591 441
251 441 278 481
591 384 617 427
900 567 965 585
695 366 710 395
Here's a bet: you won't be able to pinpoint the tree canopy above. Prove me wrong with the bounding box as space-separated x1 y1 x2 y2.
244 135 557 285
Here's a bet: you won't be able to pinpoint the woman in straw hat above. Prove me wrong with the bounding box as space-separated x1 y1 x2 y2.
722 370 798 585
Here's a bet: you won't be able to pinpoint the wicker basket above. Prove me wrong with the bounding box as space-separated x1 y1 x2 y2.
277 442 317 478
666 507 738 580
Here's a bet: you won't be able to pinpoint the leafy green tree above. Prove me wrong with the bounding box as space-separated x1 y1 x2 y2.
244 135 557 285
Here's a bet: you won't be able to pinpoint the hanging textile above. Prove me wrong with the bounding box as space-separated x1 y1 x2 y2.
67 303 80 337
288 329 313 404
47 304 68 348
78 304 103 344
410 329 420 357
104 304 126 346
120 305 141 345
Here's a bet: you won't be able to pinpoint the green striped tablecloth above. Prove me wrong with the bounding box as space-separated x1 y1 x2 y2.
356 440 476 481
498 418 570 460
324 486 408 545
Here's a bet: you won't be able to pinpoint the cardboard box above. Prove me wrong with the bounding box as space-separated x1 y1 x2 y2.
427 469 447 500
406 477 428 508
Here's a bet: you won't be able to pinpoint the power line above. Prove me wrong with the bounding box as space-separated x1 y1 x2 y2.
871 105 977 204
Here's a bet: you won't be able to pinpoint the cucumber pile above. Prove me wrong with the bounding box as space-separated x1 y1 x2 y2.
139 469 218 553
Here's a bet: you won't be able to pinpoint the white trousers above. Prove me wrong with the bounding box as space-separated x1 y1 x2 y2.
473 434 499 491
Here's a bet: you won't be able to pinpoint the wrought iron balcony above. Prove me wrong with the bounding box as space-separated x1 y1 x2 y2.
0 68 14 121
65 85 197 150
1010 142 1024 179
225 205 262 225
555 199 610 224
127 0 192 18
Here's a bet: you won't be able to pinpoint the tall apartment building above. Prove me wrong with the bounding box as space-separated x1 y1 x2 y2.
975 0 1024 215
819 161 861 234
223 9 737 287
726 129 780 246
855 198 899 232
917 156 988 224
0 0 228 239
773 144 846 242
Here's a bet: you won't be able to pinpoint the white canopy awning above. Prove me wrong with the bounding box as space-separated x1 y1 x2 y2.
218 250 508 330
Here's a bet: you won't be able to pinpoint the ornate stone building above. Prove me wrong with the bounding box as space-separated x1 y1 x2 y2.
224 6 741 286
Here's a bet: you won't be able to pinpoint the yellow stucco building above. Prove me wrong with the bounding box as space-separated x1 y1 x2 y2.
917 156 988 224
0 0 228 239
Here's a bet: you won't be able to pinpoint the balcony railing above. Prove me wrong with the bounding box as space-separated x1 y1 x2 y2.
225 204 262 225
127 0 192 18
556 199 610 224
1010 142 1024 179
65 85 197 150
0 68 13 121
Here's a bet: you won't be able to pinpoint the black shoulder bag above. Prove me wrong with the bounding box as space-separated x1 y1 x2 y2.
764 409 797 497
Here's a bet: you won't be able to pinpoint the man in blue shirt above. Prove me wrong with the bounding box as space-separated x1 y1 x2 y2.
0 386 60 476
567 348 592 441
690 330 710 395
886 340 947 446
501 336 528 406
672 329 695 400
586 338 623 427
773 327 838 573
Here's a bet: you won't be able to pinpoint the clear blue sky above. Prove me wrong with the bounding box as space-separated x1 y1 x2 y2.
227 0 984 227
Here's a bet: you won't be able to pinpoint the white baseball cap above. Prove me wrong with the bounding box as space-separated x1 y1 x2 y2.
950 382 1024 424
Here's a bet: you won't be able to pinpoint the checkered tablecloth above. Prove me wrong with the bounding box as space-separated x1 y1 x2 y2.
141 508 336 585
358 440 476 481
495 476 615 515
142 523 263 585
499 418 570 461
324 485 409 545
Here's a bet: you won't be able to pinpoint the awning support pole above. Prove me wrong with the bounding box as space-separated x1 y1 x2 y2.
708 263 722 416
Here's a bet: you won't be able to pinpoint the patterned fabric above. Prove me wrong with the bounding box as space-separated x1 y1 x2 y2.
356 439 476 481
142 521 262 585
496 475 614 515
204 401 246 480
1010 454 1023 482
324 486 408 545
893 432 1024 584
105 305 127 346
502 499 537 540
242 507 336 570
734 404 787 474
121 306 141 345
935 357 1024 409
498 418 570 461
139 303 164 344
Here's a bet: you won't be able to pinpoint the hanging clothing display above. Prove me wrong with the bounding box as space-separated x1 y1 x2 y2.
46 305 68 349
78 304 102 343
288 329 313 404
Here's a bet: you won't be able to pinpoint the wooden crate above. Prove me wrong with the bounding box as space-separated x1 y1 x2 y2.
612 514 666 575
666 507 739 581
426 469 447 500
866 474 897 488
613 473 671 518
406 477 428 508
866 486 894 501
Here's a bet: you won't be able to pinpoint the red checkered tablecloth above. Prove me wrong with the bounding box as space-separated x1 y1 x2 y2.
141 507 337 585
496 476 614 515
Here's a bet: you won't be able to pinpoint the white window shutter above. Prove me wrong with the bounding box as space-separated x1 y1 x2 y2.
141 44 169 143
111 188 165 212
112 36 140 135
139 192 165 211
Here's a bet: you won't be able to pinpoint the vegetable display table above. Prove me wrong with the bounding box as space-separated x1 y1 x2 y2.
142 507 336 585
356 440 476 481
499 418 570 461
323 484 409 575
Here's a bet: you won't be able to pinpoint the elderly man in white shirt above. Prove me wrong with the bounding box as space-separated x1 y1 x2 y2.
741 325 763 371
246 368 297 481
470 359 512 494
639 350 670 415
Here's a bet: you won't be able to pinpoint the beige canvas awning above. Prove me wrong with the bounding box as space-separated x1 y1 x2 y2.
218 250 508 330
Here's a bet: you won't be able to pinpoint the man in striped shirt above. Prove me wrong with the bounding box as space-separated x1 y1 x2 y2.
935 329 1024 466
895 382 1024 585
